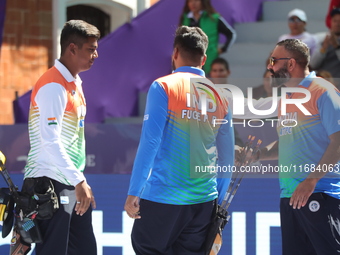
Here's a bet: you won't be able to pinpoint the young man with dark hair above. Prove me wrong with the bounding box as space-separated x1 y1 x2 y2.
253 38 340 254
209 57 230 79
124 26 234 254
22 20 100 255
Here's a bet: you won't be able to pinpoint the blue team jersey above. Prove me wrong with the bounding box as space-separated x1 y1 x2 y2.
278 72 340 198
128 66 234 205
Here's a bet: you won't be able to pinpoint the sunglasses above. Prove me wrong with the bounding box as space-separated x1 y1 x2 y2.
269 57 292 66
288 17 303 23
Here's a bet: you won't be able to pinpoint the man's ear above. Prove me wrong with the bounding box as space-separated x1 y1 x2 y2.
201 54 207 67
69 43 77 55
288 58 296 71
172 47 179 60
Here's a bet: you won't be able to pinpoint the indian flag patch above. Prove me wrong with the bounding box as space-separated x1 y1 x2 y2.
48 117 57 125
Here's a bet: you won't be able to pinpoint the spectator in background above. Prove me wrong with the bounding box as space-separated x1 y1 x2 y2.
179 0 236 74
316 69 336 85
278 9 317 55
209 57 244 147
209 57 230 79
326 0 340 29
310 8 340 88
253 70 273 99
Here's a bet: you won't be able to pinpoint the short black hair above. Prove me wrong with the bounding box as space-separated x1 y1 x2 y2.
174 26 208 64
277 39 310 68
211 57 229 71
60 20 100 56
331 8 340 17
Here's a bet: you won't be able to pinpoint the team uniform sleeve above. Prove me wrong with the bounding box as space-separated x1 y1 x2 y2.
317 88 340 136
218 17 237 53
35 83 85 186
216 109 235 205
128 81 168 196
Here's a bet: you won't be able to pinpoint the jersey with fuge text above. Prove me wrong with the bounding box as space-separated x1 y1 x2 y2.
128 66 234 205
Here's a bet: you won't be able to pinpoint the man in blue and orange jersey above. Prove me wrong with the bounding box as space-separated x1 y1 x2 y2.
253 39 340 254
21 20 99 254
124 26 234 254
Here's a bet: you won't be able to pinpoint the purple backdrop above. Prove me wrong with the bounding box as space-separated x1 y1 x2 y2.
13 0 280 124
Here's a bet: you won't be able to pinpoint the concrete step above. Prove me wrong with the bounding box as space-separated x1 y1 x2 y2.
263 1 328 21
227 64 266 93
221 42 270 92
234 21 327 43
222 43 276 66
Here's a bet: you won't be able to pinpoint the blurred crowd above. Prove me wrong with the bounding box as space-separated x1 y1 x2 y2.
181 0 340 92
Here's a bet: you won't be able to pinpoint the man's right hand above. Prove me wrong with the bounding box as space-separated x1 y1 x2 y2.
124 195 141 219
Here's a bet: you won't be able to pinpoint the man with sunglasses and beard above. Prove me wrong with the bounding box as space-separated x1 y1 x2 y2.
250 39 340 254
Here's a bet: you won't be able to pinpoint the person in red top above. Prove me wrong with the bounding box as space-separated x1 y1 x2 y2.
326 0 340 28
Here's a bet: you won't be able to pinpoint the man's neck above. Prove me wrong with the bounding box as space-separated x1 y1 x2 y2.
284 69 310 87
59 57 78 78
175 63 202 70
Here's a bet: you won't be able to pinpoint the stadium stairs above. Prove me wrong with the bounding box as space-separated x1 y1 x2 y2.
220 0 329 92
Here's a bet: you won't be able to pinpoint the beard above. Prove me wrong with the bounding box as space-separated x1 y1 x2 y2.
269 63 291 87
